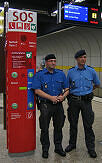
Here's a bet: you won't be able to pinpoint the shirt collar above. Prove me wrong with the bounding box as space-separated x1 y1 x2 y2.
43 68 57 74
75 64 87 70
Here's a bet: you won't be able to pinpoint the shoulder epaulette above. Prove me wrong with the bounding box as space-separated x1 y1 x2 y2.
87 65 94 69
58 69 63 71
36 69 43 74
69 66 75 70
38 69 43 72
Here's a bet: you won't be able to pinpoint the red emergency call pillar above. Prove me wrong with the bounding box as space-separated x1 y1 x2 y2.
6 8 37 153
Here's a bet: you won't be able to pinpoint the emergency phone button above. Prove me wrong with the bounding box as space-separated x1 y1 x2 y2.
28 72 33 78
11 72 18 78
11 103 18 109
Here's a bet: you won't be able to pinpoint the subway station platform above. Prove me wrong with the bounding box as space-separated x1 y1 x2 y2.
0 94 102 163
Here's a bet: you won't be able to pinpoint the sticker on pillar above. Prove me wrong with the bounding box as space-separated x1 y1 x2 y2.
28 102 33 108
31 24 36 31
11 72 18 78
28 72 33 78
26 112 33 119
11 103 18 109
19 87 27 90
26 52 32 58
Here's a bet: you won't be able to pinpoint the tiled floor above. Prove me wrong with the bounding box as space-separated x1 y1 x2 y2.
0 95 102 163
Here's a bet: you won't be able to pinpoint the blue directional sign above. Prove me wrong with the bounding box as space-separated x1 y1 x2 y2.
64 4 88 22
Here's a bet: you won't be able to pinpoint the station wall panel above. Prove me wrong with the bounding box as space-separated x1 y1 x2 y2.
37 26 102 97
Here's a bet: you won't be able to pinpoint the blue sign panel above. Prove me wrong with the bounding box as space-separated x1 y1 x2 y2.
27 69 34 110
64 4 88 22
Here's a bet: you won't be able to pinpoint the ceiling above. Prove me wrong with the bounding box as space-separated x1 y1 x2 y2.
0 0 98 12
0 0 100 36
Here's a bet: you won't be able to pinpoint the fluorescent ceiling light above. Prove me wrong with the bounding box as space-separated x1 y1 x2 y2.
51 10 58 16
53 10 58 14
75 0 85 2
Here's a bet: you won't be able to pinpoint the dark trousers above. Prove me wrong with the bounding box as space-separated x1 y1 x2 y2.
39 102 65 152
67 99 95 151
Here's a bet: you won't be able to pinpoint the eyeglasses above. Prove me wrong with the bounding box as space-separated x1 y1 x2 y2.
47 60 56 63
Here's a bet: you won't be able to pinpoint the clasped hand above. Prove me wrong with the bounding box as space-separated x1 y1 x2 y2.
50 95 64 104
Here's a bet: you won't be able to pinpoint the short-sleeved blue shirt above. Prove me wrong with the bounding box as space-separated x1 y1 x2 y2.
32 68 67 97
67 65 100 96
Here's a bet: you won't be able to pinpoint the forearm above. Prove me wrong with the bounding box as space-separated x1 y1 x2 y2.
57 88 69 102
63 88 69 98
35 89 52 100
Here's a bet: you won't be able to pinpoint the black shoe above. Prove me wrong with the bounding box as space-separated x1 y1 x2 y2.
88 150 97 158
54 149 66 157
65 145 76 153
42 151 48 158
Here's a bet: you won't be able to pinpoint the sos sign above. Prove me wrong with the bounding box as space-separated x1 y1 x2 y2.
8 9 37 32
13 11 33 22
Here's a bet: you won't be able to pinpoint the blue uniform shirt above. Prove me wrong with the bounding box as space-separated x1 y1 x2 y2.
32 68 67 97
67 65 100 96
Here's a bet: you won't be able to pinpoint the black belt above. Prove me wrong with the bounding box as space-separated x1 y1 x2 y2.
69 93 93 101
40 99 58 105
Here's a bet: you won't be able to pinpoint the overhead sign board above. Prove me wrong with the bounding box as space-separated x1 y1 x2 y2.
62 3 101 28
64 4 88 22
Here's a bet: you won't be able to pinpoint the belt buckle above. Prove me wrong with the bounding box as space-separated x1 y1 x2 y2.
53 102 57 104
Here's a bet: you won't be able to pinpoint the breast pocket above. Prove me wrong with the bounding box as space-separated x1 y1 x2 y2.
55 79 63 90
84 77 92 88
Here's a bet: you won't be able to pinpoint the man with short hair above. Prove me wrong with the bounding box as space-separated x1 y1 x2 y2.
32 54 69 158
65 50 100 158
